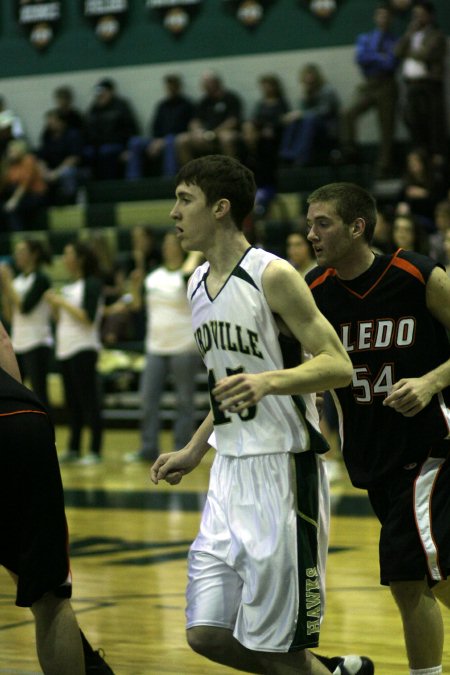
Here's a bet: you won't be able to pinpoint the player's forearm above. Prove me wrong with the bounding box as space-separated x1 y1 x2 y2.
421 359 450 397
264 352 352 396
184 410 214 460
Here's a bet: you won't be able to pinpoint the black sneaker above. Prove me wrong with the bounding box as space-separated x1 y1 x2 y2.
85 647 115 674
333 655 375 675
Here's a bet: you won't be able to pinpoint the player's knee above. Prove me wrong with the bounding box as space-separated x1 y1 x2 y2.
186 626 228 658
390 579 430 612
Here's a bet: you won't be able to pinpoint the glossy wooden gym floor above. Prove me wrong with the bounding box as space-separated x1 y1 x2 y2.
1 427 449 674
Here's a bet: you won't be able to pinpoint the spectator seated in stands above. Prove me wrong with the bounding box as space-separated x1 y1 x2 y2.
0 101 25 162
242 74 290 216
175 70 242 166
126 74 194 180
279 63 340 167
36 109 83 205
52 85 84 133
83 78 139 180
428 199 450 264
392 210 429 256
0 139 48 232
397 147 447 232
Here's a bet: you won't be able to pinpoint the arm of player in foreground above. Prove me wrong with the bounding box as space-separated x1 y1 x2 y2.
384 267 450 417
150 411 214 486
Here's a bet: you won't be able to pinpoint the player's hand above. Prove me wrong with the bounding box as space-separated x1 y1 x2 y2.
212 372 268 414
150 448 200 486
383 377 433 417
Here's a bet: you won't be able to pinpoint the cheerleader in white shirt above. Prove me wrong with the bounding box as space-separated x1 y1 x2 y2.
0 238 53 410
46 241 104 465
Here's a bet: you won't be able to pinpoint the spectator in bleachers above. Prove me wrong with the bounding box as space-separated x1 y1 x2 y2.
0 97 25 161
444 228 450 276
52 85 84 132
285 227 316 277
125 232 202 463
175 70 242 166
395 0 447 165
83 78 139 180
45 241 104 465
428 199 450 264
110 224 162 344
126 74 194 179
340 3 399 178
397 147 446 232
0 237 53 411
242 74 290 214
392 212 429 255
36 109 83 205
87 230 132 346
372 207 395 253
279 63 340 167
0 139 48 232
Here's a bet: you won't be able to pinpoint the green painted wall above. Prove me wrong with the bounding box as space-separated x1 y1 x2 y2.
1 0 448 80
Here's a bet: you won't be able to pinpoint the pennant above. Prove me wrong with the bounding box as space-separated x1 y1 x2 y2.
299 0 339 20
147 0 203 36
223 0 274 28
83 0 128 42
16 0 62 50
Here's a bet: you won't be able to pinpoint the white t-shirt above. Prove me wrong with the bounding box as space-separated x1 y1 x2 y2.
11 272 53 353
144 266 197 355
55 278 102 359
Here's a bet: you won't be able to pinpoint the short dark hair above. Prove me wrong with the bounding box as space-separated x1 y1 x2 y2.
307 182 378 243
175 155 256 229
22 238 52 266
71 240 100 278
414 1 435 14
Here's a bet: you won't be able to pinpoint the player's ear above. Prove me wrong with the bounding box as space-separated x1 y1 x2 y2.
213 199 231 219
352 217 366 239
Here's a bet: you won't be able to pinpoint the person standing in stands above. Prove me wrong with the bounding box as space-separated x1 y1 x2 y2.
305 181 450 675
341 3 399 178
151 155 374 675
125 231 202 463
395 1 447 165
0 238 53 411
45 241 104 465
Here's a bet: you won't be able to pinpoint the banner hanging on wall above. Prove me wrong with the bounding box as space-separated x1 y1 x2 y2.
83 0 128 42
16 0 62 50
147 0 203 36
299 0 340 20
222 0 274 29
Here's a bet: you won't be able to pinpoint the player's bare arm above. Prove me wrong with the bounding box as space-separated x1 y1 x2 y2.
384 267 450 417
213 260 352 413
151 411 214 485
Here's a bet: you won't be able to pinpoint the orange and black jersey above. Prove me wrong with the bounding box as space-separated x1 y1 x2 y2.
306 249 450 489
0 365 46 416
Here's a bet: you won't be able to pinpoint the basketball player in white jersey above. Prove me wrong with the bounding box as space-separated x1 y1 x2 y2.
151 155 374 675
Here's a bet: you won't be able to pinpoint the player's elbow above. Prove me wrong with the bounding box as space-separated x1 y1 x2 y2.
331 353 353 388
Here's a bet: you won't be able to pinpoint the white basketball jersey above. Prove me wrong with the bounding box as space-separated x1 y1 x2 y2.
188 247 326 458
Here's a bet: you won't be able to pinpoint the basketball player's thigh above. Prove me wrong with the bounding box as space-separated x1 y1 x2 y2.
186 549 242 629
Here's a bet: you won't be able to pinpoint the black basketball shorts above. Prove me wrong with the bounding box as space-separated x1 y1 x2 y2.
0 410 72 607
